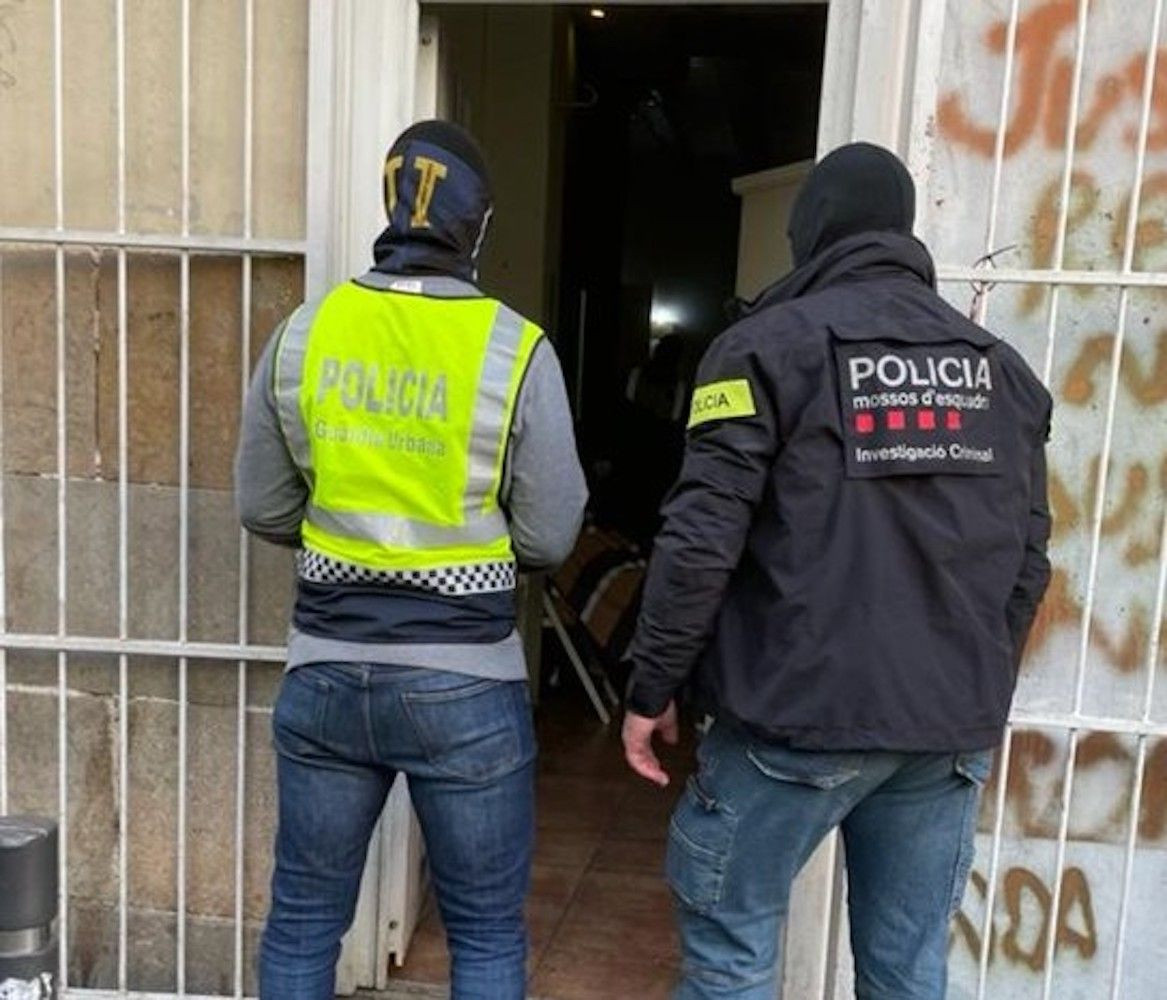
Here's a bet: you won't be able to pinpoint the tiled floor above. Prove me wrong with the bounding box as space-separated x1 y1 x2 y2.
386 674 695 999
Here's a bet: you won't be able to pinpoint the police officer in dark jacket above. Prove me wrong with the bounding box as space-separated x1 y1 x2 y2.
622 144 1051 1000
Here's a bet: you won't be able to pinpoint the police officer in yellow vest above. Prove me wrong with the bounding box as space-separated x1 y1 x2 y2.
236 121 587 1000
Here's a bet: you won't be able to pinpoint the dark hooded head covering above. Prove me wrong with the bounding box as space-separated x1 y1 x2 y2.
371 119 493 281
787 142 916 268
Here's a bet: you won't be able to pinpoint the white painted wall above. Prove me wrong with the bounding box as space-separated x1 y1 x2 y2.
732 161 813 300
430 6 560 326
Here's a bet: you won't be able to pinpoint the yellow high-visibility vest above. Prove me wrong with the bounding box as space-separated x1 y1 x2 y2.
274 273 543 573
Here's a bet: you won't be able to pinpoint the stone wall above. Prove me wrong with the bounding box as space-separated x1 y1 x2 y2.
1 248 304 993
0 0 307 239
0 1 310 991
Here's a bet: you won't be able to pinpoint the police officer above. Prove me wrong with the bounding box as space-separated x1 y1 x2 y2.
621 143 1051 1000
236 120 587 1000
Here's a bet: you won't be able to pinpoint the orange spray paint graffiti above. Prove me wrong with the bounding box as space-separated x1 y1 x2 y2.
980 729 1167 843
938 1 1167 159
952 866 1097 972
929 4 1167 992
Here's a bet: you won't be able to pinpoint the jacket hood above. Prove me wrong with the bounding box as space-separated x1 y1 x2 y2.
788 142 916 268
371 120 493 282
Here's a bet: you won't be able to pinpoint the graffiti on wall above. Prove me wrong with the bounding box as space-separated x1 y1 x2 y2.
929 3 1167 994
984 728 1167 843
952 865 1097 973
938 0 1167 159
934 0 1167 687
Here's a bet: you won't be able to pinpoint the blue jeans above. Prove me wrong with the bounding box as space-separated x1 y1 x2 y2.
259 663 536 1000
668 721 992 1000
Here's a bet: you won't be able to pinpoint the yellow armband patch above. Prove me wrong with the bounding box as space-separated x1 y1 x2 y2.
688 378 757 429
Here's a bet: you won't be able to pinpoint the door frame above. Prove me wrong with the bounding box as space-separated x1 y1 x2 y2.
307 1 935 994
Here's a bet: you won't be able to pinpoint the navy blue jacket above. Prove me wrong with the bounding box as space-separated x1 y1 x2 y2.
625 232 1052 752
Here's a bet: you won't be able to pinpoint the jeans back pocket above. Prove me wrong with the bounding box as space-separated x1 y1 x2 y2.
745 745 863 790
402 679 534 783
272 667 332 753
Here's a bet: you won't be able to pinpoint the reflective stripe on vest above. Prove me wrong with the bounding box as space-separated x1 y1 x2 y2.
273 275 542 571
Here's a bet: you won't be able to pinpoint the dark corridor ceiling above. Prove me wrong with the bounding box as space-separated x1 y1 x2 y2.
573 3 827 176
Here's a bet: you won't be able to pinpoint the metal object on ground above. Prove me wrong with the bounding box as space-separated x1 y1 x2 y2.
0 816 58 999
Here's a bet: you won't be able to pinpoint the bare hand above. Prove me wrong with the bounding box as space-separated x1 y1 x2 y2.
622 701 679 787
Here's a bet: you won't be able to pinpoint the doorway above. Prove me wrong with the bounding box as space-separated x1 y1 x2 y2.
389 4 826 995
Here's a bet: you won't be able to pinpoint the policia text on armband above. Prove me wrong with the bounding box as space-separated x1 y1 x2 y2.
688 378 757 429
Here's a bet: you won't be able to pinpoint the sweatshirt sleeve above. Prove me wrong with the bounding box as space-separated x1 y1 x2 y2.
624 329 780 717
503 339 588 570
234 323 309 548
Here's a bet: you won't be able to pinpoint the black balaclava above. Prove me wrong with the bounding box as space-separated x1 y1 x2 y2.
371 120 493 281
787 142 916 268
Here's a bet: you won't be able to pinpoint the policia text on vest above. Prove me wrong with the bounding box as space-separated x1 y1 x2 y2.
313 356 450 457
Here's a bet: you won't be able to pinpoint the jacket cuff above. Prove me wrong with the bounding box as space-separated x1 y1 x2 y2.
624 678 673 719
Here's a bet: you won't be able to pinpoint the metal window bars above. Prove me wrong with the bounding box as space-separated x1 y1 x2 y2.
926 2 1167 999
3 2 1167 998
794 2 1167 996
0 1 308 997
